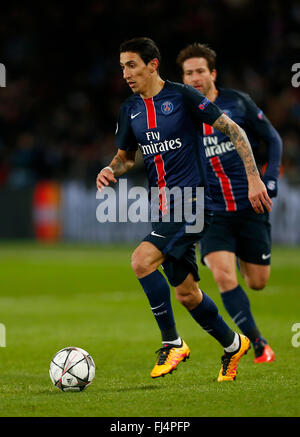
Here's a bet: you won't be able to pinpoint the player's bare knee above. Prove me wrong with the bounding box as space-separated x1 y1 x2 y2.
175 285 201 310
246 276 268 291
176 292 192 308
212 267 236 291
131 249 149 277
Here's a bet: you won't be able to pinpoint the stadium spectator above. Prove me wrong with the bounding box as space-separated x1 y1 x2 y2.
0 1 298 188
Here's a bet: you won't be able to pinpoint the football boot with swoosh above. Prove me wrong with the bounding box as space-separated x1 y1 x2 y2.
150 340 190 378
217 334 250 382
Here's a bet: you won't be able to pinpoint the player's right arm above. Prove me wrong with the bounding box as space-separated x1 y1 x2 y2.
96 149 136 191
97 99 138 191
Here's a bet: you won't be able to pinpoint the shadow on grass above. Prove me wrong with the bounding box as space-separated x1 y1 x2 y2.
38 384 162 395
103 384 162 393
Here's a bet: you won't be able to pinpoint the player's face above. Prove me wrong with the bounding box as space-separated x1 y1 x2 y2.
182 57 216 96
120 51 153 95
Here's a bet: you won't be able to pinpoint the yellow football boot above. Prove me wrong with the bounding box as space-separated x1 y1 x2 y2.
151 340 190 378
217 334 250 382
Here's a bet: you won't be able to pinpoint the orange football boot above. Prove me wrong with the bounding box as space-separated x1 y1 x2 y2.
151 340 190 378
218 334 250 382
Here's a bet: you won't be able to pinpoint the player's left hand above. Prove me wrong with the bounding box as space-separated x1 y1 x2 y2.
96 167 117 192
248 175 273 214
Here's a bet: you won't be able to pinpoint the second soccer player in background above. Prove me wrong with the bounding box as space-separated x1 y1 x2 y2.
177 43 282 363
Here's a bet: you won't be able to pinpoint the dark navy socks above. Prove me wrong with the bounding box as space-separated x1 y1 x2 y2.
189 291 235 348
221 285 261 343
139 270 239 350
138 270 179 342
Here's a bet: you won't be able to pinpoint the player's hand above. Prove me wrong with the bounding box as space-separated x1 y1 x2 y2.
248 175 273 214
262 176 278 198
96 167 117 192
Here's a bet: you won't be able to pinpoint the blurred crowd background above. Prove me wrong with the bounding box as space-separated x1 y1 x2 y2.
0 0 299 190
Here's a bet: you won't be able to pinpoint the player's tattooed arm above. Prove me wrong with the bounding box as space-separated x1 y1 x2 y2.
213 114 259 176
96 149 136 191
212 113 273 214
110 150 136 176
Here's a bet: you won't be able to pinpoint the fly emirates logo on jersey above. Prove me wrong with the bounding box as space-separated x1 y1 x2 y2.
203 135 235 158
138 131 182 156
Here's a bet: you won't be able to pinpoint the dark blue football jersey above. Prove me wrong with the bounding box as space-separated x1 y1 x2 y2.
199 88 282 211
115 80 222 213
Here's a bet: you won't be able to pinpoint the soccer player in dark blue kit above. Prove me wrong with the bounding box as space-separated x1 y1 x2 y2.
96 38 273 381
177 43 282 363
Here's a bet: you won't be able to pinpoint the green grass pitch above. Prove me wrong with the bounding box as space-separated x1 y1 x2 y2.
0 242 299 417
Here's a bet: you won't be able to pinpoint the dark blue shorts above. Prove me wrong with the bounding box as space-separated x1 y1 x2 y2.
200 208 272 266
143 211 213 287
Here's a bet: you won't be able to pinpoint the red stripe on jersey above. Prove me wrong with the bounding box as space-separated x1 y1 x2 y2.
143 97 157 129
210 156 237 211
203 123 214 135
154 154 168 216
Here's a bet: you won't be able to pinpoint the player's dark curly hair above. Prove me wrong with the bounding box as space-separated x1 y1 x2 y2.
176 43 216 73
120 37 161 65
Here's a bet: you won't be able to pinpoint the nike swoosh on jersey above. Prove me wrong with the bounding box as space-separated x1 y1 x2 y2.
131 112 141 119
262 253 271 260
151 231 166 238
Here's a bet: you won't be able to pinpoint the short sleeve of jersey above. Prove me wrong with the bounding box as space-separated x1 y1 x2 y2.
115 102 138 151
181 84 223 127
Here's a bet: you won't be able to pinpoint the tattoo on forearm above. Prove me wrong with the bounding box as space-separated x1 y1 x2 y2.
110 156 126 177
109 154 135 177
213 115 259 176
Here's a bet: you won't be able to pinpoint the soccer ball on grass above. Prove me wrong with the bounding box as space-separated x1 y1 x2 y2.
49 346 96 392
